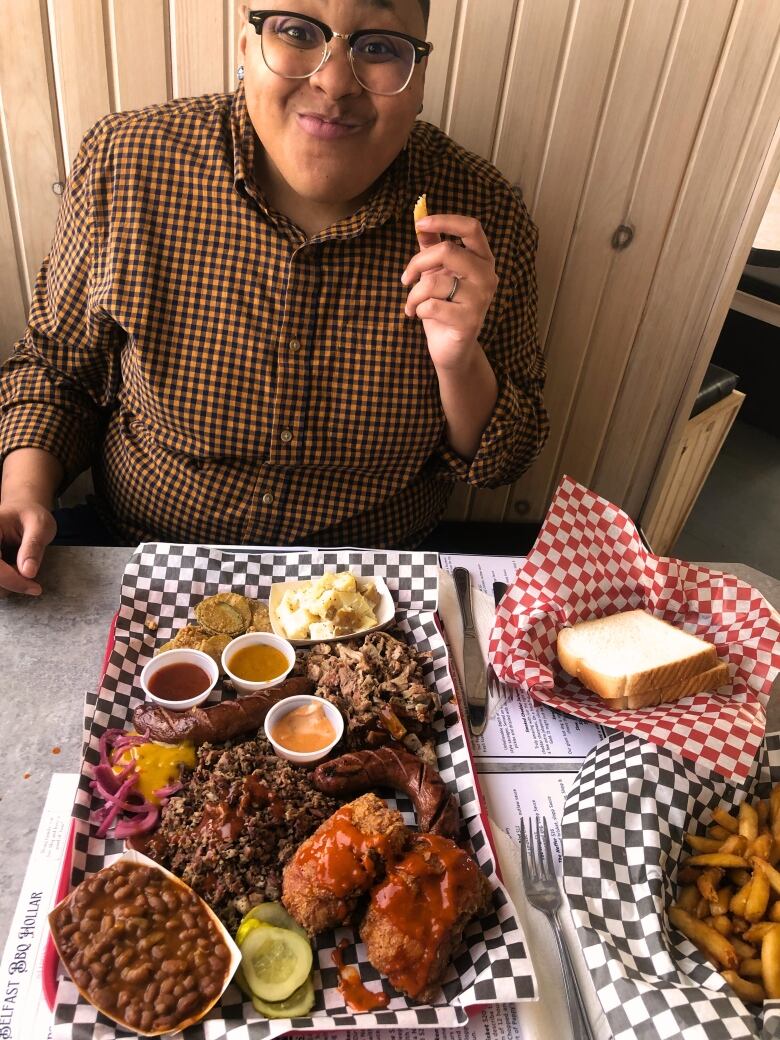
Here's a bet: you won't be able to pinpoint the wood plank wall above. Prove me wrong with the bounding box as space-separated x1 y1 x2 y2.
2 0 779 525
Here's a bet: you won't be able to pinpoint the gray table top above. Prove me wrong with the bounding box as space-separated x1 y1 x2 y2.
1 546 777 948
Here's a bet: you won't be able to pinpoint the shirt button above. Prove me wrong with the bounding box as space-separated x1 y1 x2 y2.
280 429 293 443
262 492 274 505
289 338 301 353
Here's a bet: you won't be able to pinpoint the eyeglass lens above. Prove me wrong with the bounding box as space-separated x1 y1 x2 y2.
260 15 417 95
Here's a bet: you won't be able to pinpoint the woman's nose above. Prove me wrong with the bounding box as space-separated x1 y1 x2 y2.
309 38 362 99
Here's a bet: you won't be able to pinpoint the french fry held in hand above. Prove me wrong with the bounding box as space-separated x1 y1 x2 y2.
671 789 780 1005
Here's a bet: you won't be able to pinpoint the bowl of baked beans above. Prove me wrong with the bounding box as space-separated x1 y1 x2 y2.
48 851 241 1036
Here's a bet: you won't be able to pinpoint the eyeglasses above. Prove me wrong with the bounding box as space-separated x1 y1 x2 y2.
248 10 433 96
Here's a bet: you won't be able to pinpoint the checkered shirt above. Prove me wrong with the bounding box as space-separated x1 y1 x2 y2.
0 85 548 548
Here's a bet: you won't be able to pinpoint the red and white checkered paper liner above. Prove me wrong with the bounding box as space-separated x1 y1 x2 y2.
489 476 780 781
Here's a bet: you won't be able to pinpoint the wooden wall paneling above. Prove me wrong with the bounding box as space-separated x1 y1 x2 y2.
108 0 170 111
48 0 111 166
500 0 625 520
508 0 681 522
492 0 571 205
539 0 737 515
0 0 64 298
595 0 780 518
442 0 519 159
0 166 26 360
641 102 780 528
170 0 225 99
419 0 459 129
226 0 239 92
526 0 625 348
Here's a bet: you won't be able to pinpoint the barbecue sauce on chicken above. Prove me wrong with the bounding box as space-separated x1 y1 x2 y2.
368 834 482 999
331 938 390 1012
295 805 390 897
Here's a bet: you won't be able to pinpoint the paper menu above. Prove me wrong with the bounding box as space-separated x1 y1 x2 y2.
0 773 78 1040
439 552 607 765
478 769 572 874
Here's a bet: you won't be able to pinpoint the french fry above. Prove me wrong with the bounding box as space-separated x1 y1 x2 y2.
668 907 738 970
708 824 731 841
746 871 771 922
697 868 724 903
743 921 780 944
771 787 780 841
710 915 733 936
753 857 780 898
675 884 700 912
746 833 772 860
730 868 752 887
758 800 770 826
740 801 759 842
721 970 766 1004
712 808 739 834
730 879 753 918
710 886 732 917
731 937 757 960
695 896 710 920
762 921 780 997
685 834 725 854
740 957 763 977
413 194 428 223
677 865 700 884
769 902 780 923
732 917 749 935
686 854 748 869
719 834 748 856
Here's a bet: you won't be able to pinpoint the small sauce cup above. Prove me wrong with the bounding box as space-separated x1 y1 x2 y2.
264 694 344 765
221 632 296 695
140 648 219 711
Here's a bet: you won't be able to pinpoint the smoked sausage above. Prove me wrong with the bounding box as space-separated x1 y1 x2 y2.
133 676 315 745
312 746 460 838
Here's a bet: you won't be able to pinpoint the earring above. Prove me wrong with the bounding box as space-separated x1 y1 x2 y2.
237 65 245 81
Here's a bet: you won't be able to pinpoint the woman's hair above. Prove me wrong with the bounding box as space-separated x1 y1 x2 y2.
419 0 429 24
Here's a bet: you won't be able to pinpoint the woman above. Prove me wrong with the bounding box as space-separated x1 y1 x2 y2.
0 0 548 595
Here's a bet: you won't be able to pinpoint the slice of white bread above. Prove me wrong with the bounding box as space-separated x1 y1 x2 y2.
596 662 730 710
556 609 721 703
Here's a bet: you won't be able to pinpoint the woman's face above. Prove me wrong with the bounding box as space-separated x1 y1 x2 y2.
238 1 428 206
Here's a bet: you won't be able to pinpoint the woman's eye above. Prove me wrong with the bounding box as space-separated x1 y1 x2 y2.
356 35 403 61
270 18 319 45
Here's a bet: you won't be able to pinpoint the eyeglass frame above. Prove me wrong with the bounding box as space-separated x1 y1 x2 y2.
247 9 434 95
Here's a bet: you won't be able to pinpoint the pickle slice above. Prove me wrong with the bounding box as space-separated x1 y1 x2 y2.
251 975 315 1019
236 917 270 948
241 901 308 939
239 924 313 1002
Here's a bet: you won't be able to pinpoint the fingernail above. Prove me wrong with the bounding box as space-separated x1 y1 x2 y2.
415 218 431 229
20 558 36 578
400 272 409 285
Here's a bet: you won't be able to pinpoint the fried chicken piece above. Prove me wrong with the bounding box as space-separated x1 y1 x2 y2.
282 793 408 936
360 833 492 1003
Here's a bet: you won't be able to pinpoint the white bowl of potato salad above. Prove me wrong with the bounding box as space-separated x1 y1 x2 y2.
268 570 395 646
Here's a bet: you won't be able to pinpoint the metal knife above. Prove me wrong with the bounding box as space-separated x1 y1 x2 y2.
453 567 488 737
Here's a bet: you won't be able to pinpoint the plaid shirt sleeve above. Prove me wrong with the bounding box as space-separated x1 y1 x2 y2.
0 119 124 486
434 186 549 488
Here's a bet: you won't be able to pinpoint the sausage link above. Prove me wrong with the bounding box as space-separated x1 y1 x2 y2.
313 745 461 838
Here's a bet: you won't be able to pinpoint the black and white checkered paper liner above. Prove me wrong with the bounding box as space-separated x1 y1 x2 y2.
54 544 535 1039
562 729 780 1040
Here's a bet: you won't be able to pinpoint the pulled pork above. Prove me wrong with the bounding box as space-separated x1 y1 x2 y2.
305 630 441 765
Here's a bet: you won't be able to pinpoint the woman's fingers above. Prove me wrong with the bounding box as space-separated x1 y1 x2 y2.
414 214 494 259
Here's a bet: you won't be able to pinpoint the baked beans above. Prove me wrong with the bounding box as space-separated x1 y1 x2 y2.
49 859 232 1035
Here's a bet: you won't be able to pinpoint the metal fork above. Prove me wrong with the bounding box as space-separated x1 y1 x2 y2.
520 817 596 1040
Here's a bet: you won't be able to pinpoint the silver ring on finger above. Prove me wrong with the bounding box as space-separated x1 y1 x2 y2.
446 275 460 302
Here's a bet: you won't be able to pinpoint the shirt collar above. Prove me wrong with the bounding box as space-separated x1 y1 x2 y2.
230 83 417 237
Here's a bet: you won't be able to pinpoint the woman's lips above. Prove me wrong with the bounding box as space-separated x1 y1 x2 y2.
297 113 365 140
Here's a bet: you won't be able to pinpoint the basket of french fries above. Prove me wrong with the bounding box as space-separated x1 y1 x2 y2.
562 729 780 1039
